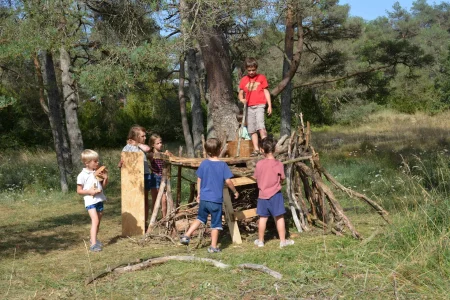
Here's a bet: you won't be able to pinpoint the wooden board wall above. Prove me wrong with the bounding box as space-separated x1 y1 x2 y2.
121 152 145 236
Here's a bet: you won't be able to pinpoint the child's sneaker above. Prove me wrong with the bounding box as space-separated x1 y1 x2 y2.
280 239 295 248
250 150 260 157
89 243 102 252
91 240 103 247
207 246 221 253
254 239 264 247
180 235 190 245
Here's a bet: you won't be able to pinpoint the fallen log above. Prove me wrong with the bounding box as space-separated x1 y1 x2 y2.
85 256 283 284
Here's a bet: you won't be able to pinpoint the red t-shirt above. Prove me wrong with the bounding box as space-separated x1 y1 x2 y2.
253 158 285 199
239 74 269 106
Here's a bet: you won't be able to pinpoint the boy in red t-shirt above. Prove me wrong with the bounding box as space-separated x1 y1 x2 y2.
253 137 294 248
239 57 272 156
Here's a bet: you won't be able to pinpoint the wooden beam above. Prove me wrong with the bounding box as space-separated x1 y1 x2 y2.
222 188 242 244
233 208 257 220
230 176 256 187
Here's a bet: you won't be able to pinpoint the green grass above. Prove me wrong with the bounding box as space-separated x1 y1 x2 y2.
0 110 449 299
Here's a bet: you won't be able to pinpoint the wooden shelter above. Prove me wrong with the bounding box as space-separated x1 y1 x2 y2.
121 115 389 242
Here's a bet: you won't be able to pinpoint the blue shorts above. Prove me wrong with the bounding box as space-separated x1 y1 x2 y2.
144 173 152 191
149 173 162 189
86 202 104 212
197 200 223 230
256 192 286 217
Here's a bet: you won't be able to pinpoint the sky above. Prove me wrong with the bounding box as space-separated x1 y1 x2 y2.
339 0 432 20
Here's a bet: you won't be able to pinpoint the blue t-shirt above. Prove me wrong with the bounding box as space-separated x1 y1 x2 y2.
196 159 233 203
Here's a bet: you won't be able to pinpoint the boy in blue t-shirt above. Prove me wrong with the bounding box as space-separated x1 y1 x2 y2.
180 138 239 253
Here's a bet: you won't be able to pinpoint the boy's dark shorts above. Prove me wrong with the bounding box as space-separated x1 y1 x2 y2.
256 192 286 217
197 200 223 230
86 201 104 212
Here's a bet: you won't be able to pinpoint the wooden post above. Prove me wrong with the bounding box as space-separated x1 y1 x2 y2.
121 152 145 236
147 165 168 233
176 165 182 208
236 102 247 157
222 187 242 244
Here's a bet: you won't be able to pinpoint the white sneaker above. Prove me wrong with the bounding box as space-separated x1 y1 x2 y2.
254 239 264 247
280 239 295 248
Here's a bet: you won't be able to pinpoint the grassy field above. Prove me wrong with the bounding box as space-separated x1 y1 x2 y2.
0 110 449 299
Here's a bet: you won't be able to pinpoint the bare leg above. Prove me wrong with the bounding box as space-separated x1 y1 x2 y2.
145 190 151 224
258 216 268 242
210 229 219 248
259 128 267 139
88 209 100 246
275 215 286 242
150 188 158 212
161 193 167 218
184 219 202 237
251 132 259 151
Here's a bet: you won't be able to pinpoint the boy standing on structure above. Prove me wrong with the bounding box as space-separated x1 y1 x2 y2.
77 149 108 252
180 138 239 253
253 137 295 248
239 57 272 156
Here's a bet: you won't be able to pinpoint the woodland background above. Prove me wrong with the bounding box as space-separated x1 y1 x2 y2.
1 0 449 173
1 1 450 299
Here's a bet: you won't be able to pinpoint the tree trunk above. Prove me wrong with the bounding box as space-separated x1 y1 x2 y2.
178 55 195 157
280 4 295 137
270 6 304 97
60 46 84 168
40 50 69 193
186 47 204 154
198 26 239 141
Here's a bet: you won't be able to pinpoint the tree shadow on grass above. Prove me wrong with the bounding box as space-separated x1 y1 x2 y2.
0 195 125 259
0 211 89 259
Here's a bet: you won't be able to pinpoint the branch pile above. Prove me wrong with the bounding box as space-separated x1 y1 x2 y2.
147 115 389 240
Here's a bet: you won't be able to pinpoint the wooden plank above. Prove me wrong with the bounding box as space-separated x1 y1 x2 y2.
121 152 145 236
176 165 182 207
222 188 242 244
233 208 257 220
230 176 256 187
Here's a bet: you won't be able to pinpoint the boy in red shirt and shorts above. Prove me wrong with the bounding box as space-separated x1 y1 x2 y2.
239 57 272 156
253 137 295 248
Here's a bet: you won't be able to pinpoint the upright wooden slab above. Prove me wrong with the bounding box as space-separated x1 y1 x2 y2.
223 188 242 244
226 140 254 157
121 152 145 236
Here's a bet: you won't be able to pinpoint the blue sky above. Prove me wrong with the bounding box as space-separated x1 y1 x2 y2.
339 0 432 20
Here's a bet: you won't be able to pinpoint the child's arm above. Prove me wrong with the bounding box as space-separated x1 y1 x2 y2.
225 179 239 199
77 184 100 196
128 139 151 152
196 177 201 202
100 171 109 188
238 89 246 103
264 89 272 115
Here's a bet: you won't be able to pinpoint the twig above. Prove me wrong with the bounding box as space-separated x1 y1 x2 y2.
143 233 177 245
84 240 98 298
4 247 16 298
393 272 399 300
237 263 283 279
114 256 230 274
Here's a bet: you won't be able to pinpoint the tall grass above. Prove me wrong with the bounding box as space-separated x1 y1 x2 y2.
379 154 450 281
0 110 449 298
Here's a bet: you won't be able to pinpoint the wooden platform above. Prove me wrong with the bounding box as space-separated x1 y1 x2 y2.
153 153 255 169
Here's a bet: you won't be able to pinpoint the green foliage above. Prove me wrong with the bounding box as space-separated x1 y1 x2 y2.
333 101 382 125
0 95 16 109
292 88 334 125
